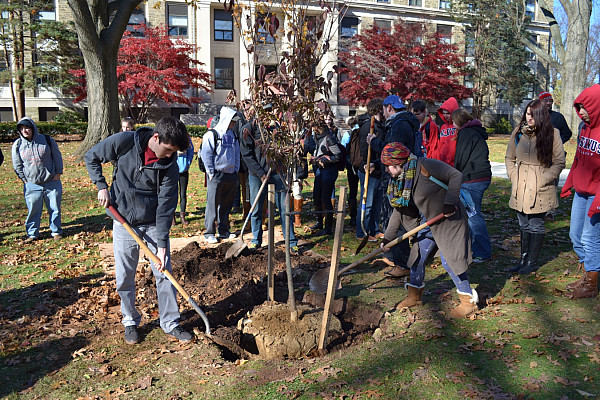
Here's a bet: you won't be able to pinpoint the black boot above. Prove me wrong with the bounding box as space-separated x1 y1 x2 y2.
518 233 544 274
319 210 334 235
508 230 530 273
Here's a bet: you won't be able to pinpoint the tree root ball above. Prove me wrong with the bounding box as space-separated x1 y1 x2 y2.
239 302 342 359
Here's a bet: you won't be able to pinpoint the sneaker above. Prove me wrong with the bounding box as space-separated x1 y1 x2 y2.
53 234 62 241
205 235 219 244
367 236 378 242
472 257 489 264
24 236 37 243
248 243 260 250
375 233 385 239
124 325 139 344
290 246 300 256
166 326 193 343
220 231 236 239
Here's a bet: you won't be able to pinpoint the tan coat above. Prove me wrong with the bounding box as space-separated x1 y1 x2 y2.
505 127 565 214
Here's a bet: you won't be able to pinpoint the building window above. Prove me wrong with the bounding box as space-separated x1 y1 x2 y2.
439 0 451 9
257 13 276 44
167 3 188 37
215 58 234 89
39 107 59 122
525 0 535 18
214 9 233 41
340 16 359 39
374 19 392 32
437 24 452 44
127 5 146 37
409 0 422 6
376 0 390 2
0 107 13 122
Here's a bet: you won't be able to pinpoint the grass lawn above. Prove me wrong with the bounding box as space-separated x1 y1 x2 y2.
0 136 598 400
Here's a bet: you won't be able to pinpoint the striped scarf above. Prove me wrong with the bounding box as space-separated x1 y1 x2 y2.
388 154 418 208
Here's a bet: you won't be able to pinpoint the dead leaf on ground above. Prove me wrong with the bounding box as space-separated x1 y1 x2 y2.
133 375 153 390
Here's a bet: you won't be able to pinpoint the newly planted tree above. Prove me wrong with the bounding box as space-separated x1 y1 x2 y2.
338 19 471 107
71 24 212 123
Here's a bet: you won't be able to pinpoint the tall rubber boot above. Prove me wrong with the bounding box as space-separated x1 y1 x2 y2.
449 288 479 318
294 198 303 227
571 271 598 299
320 210 333 235
566 263 586 290
508 230 530 273
518 233 544 274
396 283 424 309
180 212 188 226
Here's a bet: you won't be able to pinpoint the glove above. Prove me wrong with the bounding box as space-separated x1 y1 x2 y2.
588 195 600 218
381 237 391 247
443 203 456 217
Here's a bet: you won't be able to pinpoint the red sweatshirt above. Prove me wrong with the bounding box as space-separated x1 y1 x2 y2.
430 97 459 166
568 84 600 197
420 115 440 158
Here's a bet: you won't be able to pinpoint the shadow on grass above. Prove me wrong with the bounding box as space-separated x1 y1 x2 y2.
0 335 89 398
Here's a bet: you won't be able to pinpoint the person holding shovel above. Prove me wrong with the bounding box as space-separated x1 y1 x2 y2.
85 117 193 345
380 142 478 318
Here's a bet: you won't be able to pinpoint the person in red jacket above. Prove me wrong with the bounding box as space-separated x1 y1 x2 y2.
410 100 440 158
561 84 600 298
430 97 459 166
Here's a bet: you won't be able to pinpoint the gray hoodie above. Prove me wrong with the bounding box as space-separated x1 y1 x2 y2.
200 106 240 180
12 117 63 185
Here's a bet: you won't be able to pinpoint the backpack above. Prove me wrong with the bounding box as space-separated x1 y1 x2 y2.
349 129 362 169
198 129 219 173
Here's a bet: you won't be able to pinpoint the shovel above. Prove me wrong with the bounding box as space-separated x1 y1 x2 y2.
309 212 445 294
225 167 272 259
356 116 375 256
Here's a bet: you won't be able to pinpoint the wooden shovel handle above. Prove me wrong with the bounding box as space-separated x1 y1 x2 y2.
338 212 446 276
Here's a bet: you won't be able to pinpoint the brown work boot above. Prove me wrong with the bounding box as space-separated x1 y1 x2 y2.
172 213 177 225
566 264 586 291
396 283 424 309
570 271 598 299
449 288 479 319
384 266 410 278
294 198 303 227
180 212 189 226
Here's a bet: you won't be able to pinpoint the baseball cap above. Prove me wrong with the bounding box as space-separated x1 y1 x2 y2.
383 95 406 110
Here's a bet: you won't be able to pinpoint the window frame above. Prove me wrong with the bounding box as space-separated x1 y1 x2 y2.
214 9 234 42
167 3 188 37
214 57 234 90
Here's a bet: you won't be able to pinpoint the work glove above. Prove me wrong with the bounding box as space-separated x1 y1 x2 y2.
443 203 456 217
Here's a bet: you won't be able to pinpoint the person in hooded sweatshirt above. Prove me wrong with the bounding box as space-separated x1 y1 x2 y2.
12 117 64 242
429 97 459 166
367 95 421 277
561 84 600 299
452 108 492 262
200 106 241 244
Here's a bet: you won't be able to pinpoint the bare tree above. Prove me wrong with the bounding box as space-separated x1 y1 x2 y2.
522 0 592 130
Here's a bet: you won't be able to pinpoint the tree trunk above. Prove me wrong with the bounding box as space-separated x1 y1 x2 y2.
74 47 120 159
558 1 591 131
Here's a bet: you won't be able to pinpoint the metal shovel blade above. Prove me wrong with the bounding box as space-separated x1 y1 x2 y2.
225 240 247 260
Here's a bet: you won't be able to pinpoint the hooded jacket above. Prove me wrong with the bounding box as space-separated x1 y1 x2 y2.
313 129 341 168
85 128 179 248
12 117 63 185
357 112 385 178
200 107 240 180
564 84 600 199
454 119 492 182
430 97 459 166
420 114 440 157
370 110 421 157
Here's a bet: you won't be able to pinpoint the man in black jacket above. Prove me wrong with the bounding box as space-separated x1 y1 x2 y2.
539 91 572 144
85 117 193 345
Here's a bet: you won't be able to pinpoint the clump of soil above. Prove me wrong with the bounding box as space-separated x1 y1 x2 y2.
240 302 342 359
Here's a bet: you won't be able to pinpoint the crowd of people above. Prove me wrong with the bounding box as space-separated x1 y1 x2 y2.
8 84 599 344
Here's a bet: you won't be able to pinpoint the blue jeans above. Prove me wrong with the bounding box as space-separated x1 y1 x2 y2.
569 192 600 272
461 180 492 259
204 171 238 236
248 173 297 247
356 170 382 238
24 180 62 238
113 221 180 333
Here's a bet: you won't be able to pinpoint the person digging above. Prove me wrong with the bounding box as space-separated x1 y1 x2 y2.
379 142 478 318
85 117 194 344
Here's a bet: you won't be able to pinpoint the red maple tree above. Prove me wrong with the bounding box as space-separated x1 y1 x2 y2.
71 24 213 123
338 20 471 106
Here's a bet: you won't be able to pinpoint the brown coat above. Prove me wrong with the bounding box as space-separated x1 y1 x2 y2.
384 158 471 276
505 127 565 214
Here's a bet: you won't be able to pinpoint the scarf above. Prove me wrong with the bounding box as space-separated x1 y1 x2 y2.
388 154 418 208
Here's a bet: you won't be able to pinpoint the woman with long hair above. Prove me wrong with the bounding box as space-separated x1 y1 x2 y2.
452 108 492 263
506 99 565 274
